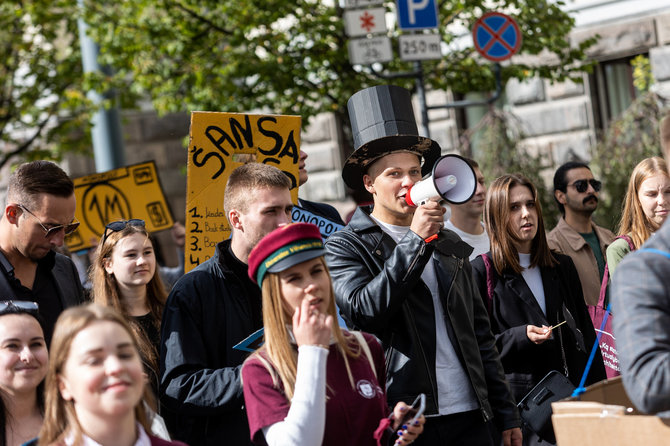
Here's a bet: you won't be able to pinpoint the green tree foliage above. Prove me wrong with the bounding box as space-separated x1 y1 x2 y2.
2 0 595 166
80 0 595 157
632 54 654 94
0 1 92 169
458 108 558 224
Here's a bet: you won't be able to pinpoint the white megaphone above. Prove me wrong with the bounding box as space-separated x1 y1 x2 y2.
405 154 477 207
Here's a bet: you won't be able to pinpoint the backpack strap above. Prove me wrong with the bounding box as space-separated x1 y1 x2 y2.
351 331 376 380
481 253 494 315
597 263 610 309
574 301 613 397
618 234 635 250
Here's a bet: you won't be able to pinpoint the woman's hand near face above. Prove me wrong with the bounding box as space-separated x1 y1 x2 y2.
292 293 333 348
526 324 552 344
391 401 425 445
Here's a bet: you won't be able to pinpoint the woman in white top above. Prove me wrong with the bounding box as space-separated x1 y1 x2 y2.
37 304 185 446
470 174 604 446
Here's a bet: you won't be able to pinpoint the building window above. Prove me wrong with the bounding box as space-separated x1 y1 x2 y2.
589 55 643 129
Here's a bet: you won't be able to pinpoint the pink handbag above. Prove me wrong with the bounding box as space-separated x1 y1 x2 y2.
591 235 634 378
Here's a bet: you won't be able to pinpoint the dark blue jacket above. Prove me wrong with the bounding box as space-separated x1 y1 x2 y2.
159 239 260 446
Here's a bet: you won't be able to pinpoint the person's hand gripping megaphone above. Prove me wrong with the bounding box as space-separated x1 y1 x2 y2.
409 198 446 242
404 154 477 243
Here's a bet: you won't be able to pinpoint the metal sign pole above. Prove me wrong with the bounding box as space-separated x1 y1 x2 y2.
413 61 430 138
77 0 126 172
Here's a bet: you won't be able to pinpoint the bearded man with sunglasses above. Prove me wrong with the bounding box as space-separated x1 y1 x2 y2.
548 161 615 306
0 161 84 343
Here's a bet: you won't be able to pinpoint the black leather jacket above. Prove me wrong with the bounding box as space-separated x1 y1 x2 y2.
324 207 520 431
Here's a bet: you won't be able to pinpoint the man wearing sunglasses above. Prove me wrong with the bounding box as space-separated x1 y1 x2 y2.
0 161 84 343
548 161 615 306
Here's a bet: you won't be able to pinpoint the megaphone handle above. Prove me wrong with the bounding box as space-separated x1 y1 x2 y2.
425 234 438 243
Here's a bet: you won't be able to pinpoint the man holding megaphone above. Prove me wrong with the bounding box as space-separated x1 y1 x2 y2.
325 85 522 446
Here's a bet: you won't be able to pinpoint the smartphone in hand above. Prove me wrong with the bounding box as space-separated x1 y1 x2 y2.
399 393 426 426
380 394 426 446
397 394 426 427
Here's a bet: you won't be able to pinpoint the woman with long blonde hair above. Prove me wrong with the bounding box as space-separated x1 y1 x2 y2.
606 156 670 274
242 223 424 446
90 219 167 398
38 304 185 446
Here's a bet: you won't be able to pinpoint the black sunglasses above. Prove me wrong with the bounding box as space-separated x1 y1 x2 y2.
568 179 601 193
0 300 39 315
101 219 146 245
17 204 80 238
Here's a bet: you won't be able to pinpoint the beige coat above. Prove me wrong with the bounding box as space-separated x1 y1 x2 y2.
547 217 615 306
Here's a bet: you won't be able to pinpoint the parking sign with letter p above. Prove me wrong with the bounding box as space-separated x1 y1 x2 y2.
396 0 438 30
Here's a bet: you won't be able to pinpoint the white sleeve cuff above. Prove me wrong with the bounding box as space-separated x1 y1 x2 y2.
262 345 329 446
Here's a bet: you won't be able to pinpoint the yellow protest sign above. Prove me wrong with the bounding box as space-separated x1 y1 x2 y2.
186 111 301 271
66 161 174 251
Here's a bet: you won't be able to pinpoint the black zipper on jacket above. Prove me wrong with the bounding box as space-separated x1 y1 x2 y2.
403 242 426 282
443 255 462 298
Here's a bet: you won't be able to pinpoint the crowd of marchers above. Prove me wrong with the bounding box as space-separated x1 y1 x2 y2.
0 85 668 446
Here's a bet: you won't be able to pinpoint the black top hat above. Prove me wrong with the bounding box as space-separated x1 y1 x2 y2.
342 85 441 191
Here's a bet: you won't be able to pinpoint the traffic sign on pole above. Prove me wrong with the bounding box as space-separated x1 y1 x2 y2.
344 7 387 37
399 34 441 61
347 36 393 65
472 12 522 62
396 0 439 30
344 0 383 7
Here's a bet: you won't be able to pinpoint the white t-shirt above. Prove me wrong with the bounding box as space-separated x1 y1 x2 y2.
370 216 479 415
518 252 546 315
444 220 490 261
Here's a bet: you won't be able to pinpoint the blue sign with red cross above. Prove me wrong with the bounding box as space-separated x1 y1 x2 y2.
472 12 522 62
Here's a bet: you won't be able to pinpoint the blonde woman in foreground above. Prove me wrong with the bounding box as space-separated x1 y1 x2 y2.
38 304 186 446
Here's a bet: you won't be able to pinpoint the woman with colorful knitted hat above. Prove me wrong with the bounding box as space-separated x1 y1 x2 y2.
243 223 425 446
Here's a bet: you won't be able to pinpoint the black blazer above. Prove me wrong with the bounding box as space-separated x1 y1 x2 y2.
51 252 86 307
471 252 605 403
